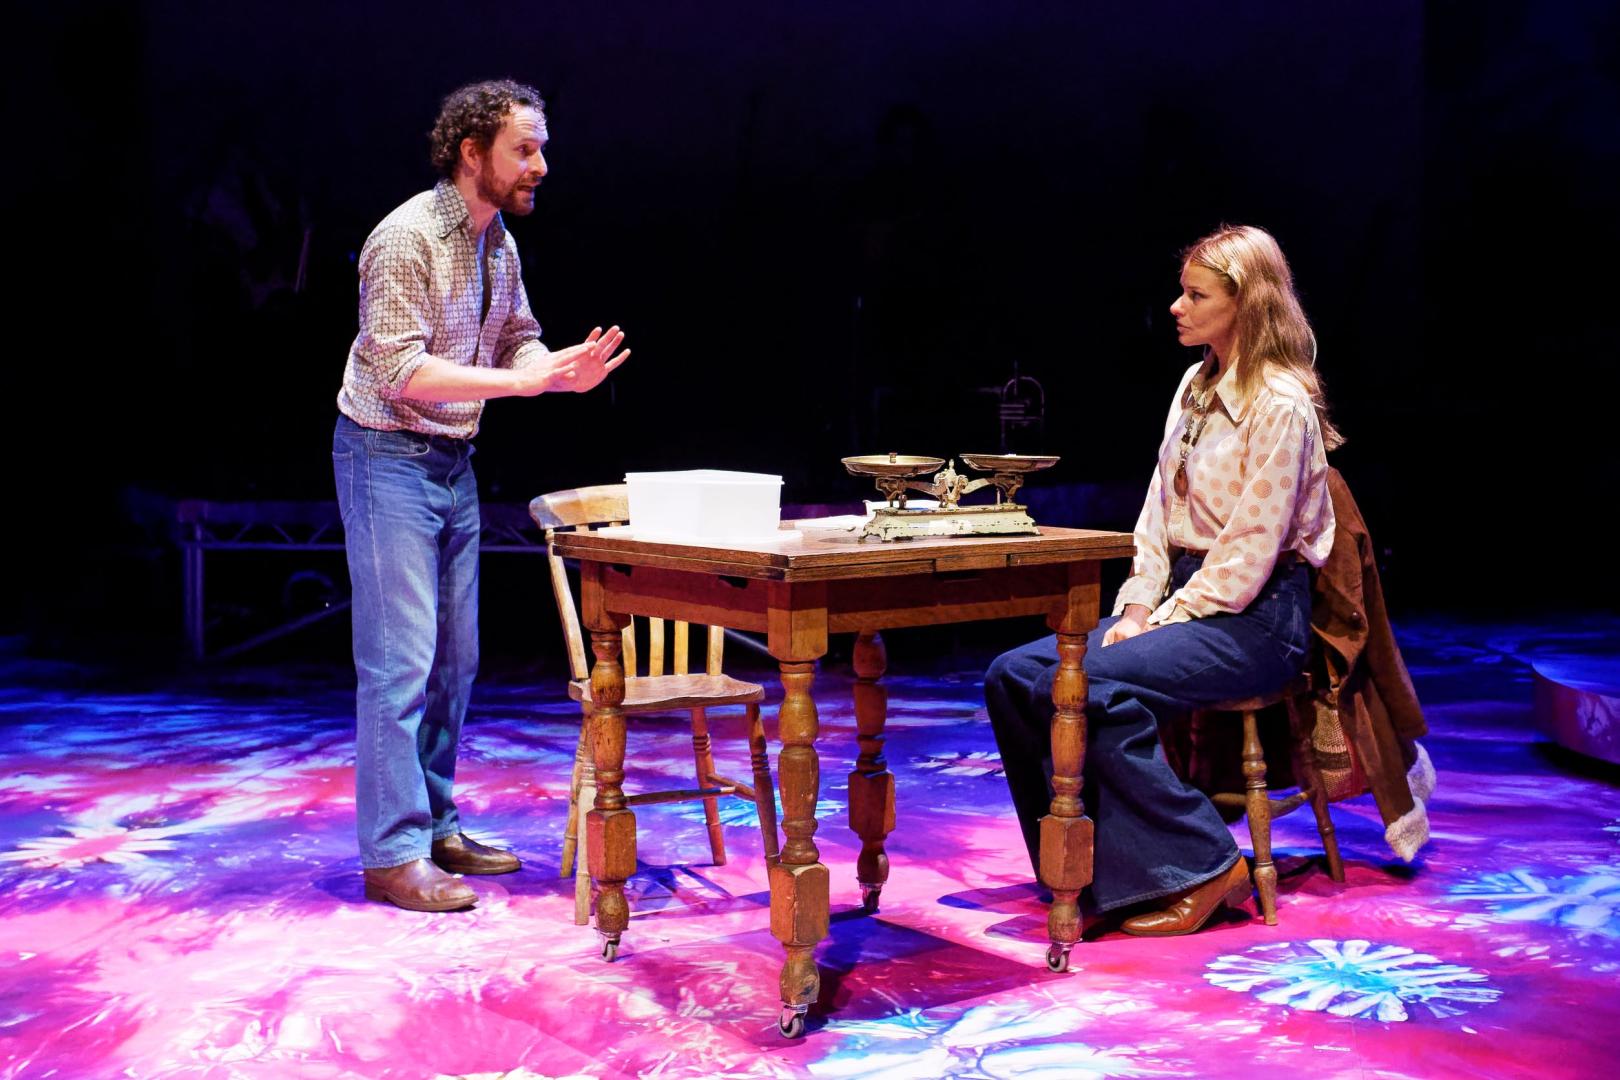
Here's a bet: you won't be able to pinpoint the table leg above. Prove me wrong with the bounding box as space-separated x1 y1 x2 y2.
848 630 894 914
1040 627 1093 973
586 626 634 962
770 658 829 1037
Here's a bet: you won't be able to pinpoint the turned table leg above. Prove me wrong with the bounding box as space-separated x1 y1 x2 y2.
848 630 894 914
771 659 828 1037
585 623 634 962
1040 628 1093 971
767 582 829 1038
1041 563 1100 973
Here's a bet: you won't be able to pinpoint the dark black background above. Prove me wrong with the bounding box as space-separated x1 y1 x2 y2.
9 1 1616 665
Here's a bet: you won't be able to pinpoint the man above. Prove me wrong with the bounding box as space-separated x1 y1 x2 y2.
334 79 628 911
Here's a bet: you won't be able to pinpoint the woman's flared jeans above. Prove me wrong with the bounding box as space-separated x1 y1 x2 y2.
985 554 1310 911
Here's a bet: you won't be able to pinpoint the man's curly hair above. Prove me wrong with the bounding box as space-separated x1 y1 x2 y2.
428 79 546 178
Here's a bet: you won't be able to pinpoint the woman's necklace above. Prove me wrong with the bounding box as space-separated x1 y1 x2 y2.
1172 379 1214 498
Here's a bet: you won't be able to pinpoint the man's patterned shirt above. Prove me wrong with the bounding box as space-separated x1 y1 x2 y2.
336 179 547 437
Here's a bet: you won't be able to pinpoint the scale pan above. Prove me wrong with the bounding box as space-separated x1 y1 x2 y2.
959 453 1059 473
842 454 946 478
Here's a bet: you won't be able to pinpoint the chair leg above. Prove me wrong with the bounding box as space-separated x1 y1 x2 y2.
690 707 726 866
561 707 592 877
746 703 781 866
573 709 598 927
575 770 596 927
1287 694 1345 883
1241 709 1278 925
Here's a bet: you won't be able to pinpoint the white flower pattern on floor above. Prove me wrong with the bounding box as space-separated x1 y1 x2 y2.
910 750 1004 777
810 1004 1163 1078
1203 939 1501 1021
671 797 844 827
1448 868 1620 936
0 823 181 870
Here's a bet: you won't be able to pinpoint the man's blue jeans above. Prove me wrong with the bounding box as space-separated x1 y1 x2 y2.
985 554 1311 911
333 414 480 869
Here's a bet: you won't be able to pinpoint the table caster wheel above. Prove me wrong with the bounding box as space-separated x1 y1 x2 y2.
1045 943 1070 973
778 1005 807 1038
860 884 882 914
599 935 620 963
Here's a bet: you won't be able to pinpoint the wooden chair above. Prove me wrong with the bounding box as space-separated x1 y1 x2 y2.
1196 671 1346 926
530 485 781 931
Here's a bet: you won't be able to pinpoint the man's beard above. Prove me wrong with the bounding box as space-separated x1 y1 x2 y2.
476 161 538 216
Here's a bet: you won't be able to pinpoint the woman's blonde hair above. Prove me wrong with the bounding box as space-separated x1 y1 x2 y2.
1183 224 1344 450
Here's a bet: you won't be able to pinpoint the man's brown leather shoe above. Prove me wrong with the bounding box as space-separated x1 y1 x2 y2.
431 833 522 876
363 858 478 912
1121 858 1252 937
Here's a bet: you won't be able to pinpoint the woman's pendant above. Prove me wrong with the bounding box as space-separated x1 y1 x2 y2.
1173 465 1189 497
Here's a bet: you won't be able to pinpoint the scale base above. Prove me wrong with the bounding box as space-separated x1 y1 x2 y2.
860 504 1039 542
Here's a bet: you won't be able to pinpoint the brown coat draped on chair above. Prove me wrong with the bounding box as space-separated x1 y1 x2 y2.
1160 467 1436 861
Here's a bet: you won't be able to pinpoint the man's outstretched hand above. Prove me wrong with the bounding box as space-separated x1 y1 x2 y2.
514 326 630 396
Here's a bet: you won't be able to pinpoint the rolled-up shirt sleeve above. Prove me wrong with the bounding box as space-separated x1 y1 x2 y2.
351 225 435 399
1151 398 1311 624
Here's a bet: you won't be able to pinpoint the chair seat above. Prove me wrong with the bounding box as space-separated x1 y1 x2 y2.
1205 671 1315 714
569 673 766 712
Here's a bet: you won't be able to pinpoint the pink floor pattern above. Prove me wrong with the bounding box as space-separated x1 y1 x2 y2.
3 615 1617 1078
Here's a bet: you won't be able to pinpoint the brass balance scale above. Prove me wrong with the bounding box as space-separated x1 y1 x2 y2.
840 452 1059 542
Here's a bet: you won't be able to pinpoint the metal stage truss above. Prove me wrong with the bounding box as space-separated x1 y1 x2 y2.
176 500 545 661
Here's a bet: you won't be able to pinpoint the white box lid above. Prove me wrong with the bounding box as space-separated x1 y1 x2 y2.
625 470 782 484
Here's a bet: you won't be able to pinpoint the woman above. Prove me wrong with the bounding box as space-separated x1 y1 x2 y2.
985 224 1340 936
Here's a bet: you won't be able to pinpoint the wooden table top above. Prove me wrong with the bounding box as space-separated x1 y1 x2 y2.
552 520 1135 582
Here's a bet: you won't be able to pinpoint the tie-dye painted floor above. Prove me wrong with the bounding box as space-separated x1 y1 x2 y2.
4 614 1618 1079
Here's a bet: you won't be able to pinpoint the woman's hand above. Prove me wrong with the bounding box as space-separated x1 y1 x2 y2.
1103 605 1153 646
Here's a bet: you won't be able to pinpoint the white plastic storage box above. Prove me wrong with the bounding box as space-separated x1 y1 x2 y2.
624 470 784 541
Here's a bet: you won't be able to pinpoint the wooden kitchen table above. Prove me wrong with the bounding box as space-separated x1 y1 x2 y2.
551 520 1135 1036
